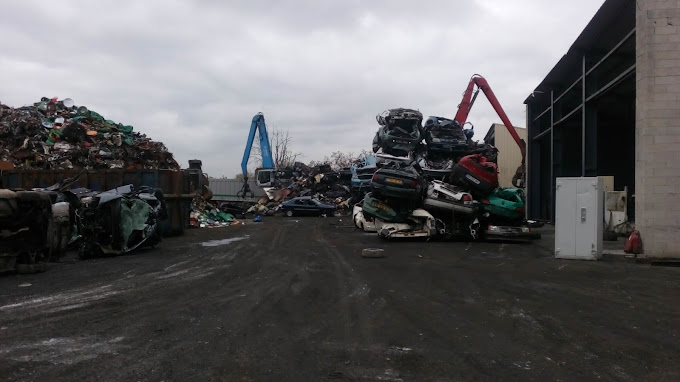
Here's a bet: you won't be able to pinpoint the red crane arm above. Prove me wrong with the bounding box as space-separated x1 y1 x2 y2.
454 75 526 162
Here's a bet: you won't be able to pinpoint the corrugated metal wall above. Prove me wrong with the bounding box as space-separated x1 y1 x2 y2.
208 179 266 200
492 124 528 188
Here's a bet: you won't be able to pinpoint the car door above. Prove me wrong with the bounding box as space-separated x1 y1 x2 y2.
307 199 321 215
293 199 306 214
312 199 329 215
295 199 309 215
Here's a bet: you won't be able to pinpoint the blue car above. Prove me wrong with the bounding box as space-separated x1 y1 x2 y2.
280 197 336 217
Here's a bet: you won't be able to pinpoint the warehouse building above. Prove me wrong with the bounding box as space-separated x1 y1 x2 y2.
525 0 680 258
483 123 528 188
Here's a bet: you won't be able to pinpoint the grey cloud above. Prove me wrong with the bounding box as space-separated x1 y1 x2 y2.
0 0 606 177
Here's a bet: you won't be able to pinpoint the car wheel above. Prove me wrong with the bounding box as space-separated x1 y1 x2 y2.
286 210 294 217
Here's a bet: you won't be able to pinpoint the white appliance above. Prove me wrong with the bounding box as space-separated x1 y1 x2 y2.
555 177 604 260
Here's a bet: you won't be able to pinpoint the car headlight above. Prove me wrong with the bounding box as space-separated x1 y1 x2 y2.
431 138 441 143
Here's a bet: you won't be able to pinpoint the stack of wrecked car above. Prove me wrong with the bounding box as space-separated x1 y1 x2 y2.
355 104 536 241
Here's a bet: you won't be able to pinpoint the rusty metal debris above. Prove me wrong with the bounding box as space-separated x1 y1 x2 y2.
0 97 179 171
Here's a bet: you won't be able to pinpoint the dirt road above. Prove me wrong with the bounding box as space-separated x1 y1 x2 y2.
1 217 679 381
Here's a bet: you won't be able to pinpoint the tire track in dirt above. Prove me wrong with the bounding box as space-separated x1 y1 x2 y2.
313 222 391 378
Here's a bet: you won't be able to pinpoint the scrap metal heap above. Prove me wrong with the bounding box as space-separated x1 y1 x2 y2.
356 102 532 239
0 97 179 170
241 162 355 217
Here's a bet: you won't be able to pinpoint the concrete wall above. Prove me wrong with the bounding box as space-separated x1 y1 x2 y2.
490 123 528 188
636 0 680 258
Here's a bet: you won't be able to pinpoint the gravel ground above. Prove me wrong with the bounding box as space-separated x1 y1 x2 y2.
1 216 679 381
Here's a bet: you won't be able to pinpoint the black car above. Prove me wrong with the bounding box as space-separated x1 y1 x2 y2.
372 108 423 157
369 162 426 203
280 196 336 217
422 116 470 160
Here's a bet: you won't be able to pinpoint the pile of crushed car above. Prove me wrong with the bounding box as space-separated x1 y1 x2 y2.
352 107 537 241
0 172 168 273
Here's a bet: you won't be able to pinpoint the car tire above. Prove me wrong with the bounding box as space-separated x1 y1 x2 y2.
286 210 294 217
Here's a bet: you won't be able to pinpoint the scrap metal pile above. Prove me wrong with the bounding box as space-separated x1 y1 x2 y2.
352 107 535 240
190 193 238 228
235 162 355 217
0 97 179 170
238 107 530 242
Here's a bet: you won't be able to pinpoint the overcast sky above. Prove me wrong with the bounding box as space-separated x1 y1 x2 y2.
0 0 605 177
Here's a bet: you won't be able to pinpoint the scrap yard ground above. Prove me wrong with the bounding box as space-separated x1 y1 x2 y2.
1 217 679 381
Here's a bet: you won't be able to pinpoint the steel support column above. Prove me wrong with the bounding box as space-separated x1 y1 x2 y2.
581 55 587 177
550 90 555 222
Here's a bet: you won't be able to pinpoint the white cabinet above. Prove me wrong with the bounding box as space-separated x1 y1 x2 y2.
555 177 604 260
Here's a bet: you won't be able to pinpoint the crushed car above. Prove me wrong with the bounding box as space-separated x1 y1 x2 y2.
0 189 55 273
377 209 441 240
452 153 499 197
372 108 423 157
422 116 470 160
78 185 167 259
352 200 377 233
370 160 427 207
478 187 537 241
361 192 412 223
423 180 475 215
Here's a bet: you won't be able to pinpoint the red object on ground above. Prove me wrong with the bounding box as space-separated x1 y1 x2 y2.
624 230 642 254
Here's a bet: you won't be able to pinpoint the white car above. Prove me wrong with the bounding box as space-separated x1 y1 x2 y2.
352 202 377 232
377 209 441 239
423 180 475 215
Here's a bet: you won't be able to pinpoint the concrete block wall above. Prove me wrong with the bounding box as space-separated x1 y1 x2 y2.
636 0 680 258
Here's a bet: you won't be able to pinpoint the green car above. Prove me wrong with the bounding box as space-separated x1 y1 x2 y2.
480 187 525 222
361 192 412 223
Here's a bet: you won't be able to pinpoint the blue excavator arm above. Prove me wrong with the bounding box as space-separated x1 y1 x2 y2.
241 113 274 183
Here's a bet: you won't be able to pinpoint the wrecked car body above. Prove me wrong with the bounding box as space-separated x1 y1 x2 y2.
361 192 412 223
351 165 377 194
423 180 475 215
78 185 166 258
452 154 499 197
370 161 427 205
422 116 470 160
352 201 377 233
480 187 526 222
483 224 535 240
0 189 54 273
377 209 440 240
373 108 423 157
